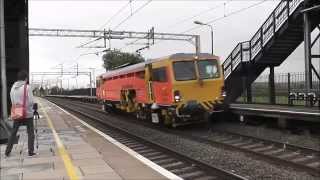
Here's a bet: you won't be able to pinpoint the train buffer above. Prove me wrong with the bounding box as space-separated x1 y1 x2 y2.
0 97 172 180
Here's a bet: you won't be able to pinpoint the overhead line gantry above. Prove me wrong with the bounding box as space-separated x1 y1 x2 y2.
28 28 201 54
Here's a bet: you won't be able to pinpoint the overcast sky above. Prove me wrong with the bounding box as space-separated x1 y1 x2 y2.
28 0 320 89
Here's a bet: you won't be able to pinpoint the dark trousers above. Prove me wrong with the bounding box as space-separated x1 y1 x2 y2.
5 118 35 155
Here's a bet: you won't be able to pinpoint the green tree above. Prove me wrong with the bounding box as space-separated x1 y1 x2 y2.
102 50 145 71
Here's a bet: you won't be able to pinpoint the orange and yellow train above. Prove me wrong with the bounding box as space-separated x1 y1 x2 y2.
96 53 225 127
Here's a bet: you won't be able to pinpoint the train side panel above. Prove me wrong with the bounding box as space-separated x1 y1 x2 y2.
96 53 225 127
99 71 148 103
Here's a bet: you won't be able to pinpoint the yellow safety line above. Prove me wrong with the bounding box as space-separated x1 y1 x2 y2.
38 100 79 180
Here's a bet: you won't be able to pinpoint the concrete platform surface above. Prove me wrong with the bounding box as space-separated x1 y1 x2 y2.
0 97 170 180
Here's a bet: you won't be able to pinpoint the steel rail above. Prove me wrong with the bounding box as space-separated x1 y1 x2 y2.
47 96 320 176
47 97 248 180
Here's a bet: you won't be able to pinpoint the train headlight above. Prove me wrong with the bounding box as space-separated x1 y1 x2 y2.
221 86 227 97
174 90 181 102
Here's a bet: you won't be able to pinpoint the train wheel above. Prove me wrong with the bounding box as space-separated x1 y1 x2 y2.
135 111 144 120
102 103 107 111
204 112 212 122
163 113 173 128
171 122 177 128
135 104 143 120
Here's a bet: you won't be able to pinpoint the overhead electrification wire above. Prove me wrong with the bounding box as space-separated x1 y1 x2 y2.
122 0 230 51
112 0 153 30
166 0 232 29
77 1 133 49
97 1 132 30
111 0 153 51
78 0 152 51
143 0 268 52
122 0 266 52
181 0 268 33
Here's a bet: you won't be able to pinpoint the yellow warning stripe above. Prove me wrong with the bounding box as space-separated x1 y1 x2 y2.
38 101 79 180
200 102 210 110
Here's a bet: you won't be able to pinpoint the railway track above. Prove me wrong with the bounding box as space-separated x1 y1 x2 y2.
47 97 320 177
47 97 247 180
192 131 320 176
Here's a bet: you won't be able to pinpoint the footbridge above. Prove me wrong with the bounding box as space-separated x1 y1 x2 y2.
222 0 320 104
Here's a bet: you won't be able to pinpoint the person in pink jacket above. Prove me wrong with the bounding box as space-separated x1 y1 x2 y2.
5 70 36 157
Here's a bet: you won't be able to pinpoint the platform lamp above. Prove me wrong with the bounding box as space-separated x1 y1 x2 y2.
194 21 214 55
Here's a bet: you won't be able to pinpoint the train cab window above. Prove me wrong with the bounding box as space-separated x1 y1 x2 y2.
197 60 220 79
173 61 196 81
152 67 167 82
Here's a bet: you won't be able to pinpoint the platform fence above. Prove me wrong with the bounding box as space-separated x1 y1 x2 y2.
237 72 320 106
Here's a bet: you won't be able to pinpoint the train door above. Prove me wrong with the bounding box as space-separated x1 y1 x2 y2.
151 67 172 105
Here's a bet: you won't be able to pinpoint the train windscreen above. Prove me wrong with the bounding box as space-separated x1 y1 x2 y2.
173 61 196 81
197 60 220 79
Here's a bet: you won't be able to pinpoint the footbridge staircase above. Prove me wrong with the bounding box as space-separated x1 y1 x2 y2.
222 0 320 104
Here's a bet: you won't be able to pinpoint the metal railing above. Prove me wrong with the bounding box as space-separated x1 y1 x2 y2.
237 72 320 106
223 0 303 79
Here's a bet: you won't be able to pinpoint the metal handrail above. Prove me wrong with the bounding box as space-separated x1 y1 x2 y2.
223 0 303 79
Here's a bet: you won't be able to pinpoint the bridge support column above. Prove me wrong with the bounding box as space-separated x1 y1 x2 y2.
242 76 252 103
246 85 252 103
243 76 252 103
303 7 312 105
269 66 276 104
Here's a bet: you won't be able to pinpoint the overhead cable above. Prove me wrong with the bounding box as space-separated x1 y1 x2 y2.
123 0 230 50
166 0 232 29
113 0 153 30
97 1 132 30
182 0 268 33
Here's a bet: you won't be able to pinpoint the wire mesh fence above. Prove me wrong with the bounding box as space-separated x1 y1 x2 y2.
237 72 320 106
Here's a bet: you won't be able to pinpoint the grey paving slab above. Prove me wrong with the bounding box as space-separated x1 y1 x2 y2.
70 151 102 160
72 158 108 167
0 174 21 180
0 158 22 168
82 172 123 180
0 144 6 151
79 164 114 175
0 97 168 180
67 146 97 154
65 143 92 150
82 133 168 180
23 156 62 166
64 142 90 148
3 162 54 176
22 168 67 180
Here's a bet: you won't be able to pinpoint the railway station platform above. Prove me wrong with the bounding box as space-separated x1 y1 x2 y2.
230 103 320 122
0 98 170 180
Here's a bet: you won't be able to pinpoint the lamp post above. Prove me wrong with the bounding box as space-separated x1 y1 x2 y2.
194 21 214 55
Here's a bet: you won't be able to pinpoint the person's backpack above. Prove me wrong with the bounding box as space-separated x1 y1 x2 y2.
11 83 27 121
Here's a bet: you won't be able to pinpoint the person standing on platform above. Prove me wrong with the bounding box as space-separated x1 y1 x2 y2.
5 70 36 157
